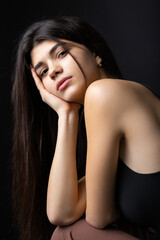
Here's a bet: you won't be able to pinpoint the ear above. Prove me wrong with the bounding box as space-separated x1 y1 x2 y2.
94 53 102 66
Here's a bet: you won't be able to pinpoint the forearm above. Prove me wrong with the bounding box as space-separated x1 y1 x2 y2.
47 112 85 224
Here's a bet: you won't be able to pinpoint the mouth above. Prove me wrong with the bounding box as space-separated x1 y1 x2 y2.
57 76 72 91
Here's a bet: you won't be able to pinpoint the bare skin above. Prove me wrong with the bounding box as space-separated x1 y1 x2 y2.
84 79 160 229
31 39 160 234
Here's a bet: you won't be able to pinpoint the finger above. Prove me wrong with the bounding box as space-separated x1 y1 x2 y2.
30 66 57 105
31 69 50 102
30 66 67 111
30 68 51 103
30 67 45 92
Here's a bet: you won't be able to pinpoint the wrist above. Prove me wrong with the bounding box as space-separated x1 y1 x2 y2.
58 111 79 126
57 103 81 119
57 111 79 149
58 109 79 121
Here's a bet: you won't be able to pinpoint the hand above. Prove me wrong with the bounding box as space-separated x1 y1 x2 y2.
31 67 81 117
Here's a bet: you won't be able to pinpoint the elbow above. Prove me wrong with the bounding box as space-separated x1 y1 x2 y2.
86 216 107 229
85 214 113 229
47 209 75 226
47 211 62 226
47 204 66 225
47 212 70 226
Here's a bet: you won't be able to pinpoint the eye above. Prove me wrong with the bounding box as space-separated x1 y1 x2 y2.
57 49 68 58
40 68 48 78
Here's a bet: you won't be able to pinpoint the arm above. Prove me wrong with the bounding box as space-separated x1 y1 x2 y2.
47 112 86 225
31 68 86 226
84 80 124 229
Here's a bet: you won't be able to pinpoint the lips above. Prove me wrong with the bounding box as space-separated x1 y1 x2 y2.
56 76 72 91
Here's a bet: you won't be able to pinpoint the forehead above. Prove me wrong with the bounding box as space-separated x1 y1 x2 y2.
31 40 58 63
31 39 88 63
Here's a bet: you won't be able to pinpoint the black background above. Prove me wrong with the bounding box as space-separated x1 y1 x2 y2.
0 0 159 239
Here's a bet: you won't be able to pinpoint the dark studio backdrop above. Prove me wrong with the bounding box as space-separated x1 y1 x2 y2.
0 0 160 239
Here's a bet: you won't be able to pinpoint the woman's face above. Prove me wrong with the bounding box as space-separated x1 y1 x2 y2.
31 39 104 104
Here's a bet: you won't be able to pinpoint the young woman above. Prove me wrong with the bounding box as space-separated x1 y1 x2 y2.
12 16 160 240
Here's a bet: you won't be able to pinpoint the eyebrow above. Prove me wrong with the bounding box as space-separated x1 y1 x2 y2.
34 42 66 71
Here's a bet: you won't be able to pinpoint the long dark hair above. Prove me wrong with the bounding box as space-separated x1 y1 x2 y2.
12 16 123 240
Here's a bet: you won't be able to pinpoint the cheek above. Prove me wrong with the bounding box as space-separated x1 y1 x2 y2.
42 79 57 95
79 55 98 81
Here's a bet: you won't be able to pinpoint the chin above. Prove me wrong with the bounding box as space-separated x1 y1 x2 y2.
63 95 80 103
62 87 84 103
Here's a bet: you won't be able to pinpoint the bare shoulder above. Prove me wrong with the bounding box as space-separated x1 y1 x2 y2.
84 78 160 130
85 78 136 101
85 78 123 99
85 78 160 109
84 78 160 173
84 78 135 113
84 78 132 134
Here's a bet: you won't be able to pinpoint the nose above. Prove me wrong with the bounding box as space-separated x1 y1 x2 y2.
49 62 63 79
